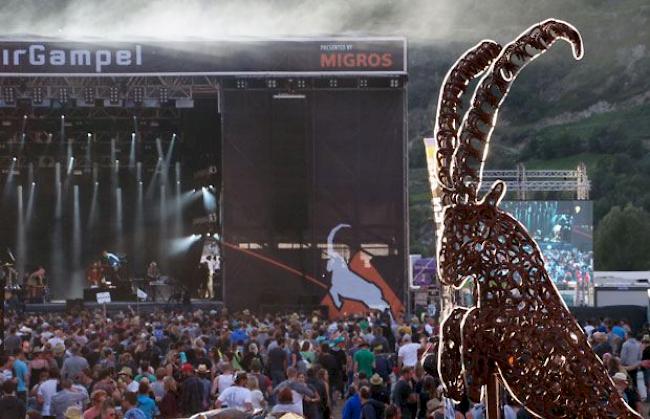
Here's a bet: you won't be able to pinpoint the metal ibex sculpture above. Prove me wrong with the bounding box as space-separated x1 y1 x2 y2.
429 19 642 418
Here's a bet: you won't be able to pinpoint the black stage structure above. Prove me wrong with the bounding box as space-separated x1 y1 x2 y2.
0 38 408 315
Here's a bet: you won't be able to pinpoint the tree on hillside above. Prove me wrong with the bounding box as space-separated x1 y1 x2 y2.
594 204 650 270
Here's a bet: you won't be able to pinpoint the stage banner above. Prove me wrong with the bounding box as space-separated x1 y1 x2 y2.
0 38 405 75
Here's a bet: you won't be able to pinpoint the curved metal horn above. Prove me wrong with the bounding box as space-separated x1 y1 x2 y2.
451 19 583 199
434 40 502 203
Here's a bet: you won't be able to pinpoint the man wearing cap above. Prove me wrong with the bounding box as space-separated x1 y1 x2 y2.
179 363 204 415
612 372 641 414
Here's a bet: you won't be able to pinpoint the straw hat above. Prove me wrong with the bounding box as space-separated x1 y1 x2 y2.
196 364 210 374
369 374 383 386
612 372 628 382
64 406 82 419
118 367 133 377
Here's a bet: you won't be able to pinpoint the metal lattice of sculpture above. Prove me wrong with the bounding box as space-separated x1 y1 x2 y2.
431 19 642 418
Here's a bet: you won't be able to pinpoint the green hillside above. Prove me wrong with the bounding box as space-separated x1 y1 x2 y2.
407 1 650 267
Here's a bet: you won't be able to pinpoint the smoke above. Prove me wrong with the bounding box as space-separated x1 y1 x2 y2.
0 0 594 42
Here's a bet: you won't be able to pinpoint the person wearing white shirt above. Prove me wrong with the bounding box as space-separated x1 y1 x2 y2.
216 372 253 412
37 375 59 416
211 363 234 398
397 335 421 368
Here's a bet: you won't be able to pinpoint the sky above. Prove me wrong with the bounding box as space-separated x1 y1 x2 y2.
0 0 598 42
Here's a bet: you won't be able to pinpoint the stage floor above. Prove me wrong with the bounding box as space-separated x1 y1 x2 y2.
23 299 223 313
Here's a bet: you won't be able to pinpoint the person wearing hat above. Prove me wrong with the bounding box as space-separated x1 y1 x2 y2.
196 364 211 411
118 367 139 393
360 385 384 419
369 374 389 404
179 363 205 415
427 397 445 419
64 405 82 419
611 372 641 413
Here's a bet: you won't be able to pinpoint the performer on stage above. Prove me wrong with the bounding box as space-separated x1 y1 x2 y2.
87 261 104 287
145 261 160 301
26 266 46 300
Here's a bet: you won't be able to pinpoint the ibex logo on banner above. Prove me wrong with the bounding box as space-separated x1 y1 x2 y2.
322 223 403 317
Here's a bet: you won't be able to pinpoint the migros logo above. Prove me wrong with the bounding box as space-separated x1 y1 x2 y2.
320 52 393 69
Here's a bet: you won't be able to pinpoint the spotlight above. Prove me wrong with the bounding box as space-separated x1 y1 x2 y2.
23 114 27 120
61 115 65 119
31 182 35 186
58 87 69 103
159 87 169 103
32 87 43 104
2 87 15 104
133 87 144 103
109 86 120 104
12 157 17 161
83 87 95 103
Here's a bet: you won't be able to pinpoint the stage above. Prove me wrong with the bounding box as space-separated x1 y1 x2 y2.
21 299 223 314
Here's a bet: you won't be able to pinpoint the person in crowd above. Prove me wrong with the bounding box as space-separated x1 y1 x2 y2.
620 332 642 388
592 332 613 359
83 389 107 419
342 385 361 419
99 400 118 419
353 341 375 379
397 336 420 369
216 371 253 412
13 349 30 403
392 367 417 419
121 391 147 419
612 372 642 415
179 363 205 415
267 337 288 387
51 379 89 419
136 381 157 419
0 380 26 419
270 386 301 417
158 376 180 419
62 345 90 382
274 367 316 417
247 375 265 411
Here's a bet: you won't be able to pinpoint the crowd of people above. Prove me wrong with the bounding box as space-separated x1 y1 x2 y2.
583 317 650 414
0 306 648 419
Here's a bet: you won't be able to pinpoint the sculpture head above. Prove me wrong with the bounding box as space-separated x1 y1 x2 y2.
433 20 583 287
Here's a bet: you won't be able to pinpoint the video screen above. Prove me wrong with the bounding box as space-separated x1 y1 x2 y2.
500 201 593 305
